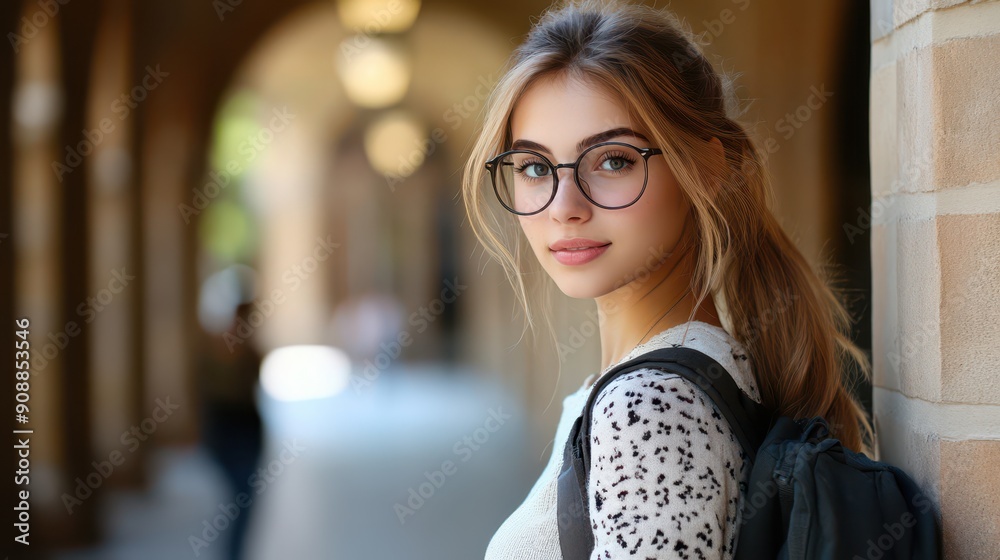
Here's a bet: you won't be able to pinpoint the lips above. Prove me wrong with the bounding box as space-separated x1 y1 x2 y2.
548 238 611 251
549 238 611 266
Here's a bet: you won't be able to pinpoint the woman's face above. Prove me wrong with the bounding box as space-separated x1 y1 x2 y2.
509 72 691 299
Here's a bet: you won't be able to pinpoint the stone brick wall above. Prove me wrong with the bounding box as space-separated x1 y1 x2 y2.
869 1 1000 557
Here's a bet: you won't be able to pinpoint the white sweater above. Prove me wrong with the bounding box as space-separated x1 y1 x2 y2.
484 320 762 560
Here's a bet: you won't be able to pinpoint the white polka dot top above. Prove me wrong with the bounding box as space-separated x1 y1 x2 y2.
483 320 762 560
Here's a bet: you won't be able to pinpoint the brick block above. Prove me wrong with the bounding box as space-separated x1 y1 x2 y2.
900 35 1000 192
895 0 971 28
938 213 1000 404
939 439 1000 558
892 217 943 400
932 34 1000 190
870 62 899 197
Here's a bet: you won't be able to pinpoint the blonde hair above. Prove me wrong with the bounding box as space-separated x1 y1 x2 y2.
460 0 873 455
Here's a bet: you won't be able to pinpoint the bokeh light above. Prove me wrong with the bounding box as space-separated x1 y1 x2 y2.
260 345 352 401
337 0 421 33
335 36 411 108
362 109 426 177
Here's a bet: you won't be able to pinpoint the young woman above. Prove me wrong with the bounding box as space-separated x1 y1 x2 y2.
461 1 874 558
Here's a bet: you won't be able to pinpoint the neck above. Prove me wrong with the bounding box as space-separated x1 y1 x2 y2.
593 240 720 376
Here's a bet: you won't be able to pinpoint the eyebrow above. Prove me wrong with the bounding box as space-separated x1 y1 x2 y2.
510 127 651 155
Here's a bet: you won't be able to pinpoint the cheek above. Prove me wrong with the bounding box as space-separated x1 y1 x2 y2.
641 166 687 218
516 216 529 237
517 216 543 251
624 181 687 247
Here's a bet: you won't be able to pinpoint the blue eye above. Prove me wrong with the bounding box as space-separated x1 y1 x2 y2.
597 151 636 173
603 158 626 171
515 161 551 179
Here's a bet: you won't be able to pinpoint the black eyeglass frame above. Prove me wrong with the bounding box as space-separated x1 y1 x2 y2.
484 141 664 216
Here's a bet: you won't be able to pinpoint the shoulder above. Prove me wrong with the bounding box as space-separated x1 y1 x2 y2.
586 367 749 558
589 367 743 454
591 367 686 409
591 365 715 408
635 322 761 406
586 369 680 440
589 367 722 433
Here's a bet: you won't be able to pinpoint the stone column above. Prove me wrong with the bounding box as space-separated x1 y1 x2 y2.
869 1 1000 557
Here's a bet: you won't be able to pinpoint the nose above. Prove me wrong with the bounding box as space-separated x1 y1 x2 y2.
546 166 591 222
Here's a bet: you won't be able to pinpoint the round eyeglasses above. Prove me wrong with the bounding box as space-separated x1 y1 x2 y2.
485 141 664 216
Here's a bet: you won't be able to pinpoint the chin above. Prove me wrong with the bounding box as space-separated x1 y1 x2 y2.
549 273 609 300
555 285 597 300
540 252 620 300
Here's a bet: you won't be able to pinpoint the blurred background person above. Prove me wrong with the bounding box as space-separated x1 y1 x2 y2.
195 300 264 560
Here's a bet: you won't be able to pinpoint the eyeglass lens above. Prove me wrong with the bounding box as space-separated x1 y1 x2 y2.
493 144 647 214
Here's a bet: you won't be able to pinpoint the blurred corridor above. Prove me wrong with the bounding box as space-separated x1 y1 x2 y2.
1 0 882 558
54 364 529 560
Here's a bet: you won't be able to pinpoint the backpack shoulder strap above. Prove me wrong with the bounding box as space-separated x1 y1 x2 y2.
557 346 772 560
581 346 771 465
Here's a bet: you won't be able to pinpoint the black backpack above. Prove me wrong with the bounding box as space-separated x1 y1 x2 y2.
556 346 942 560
